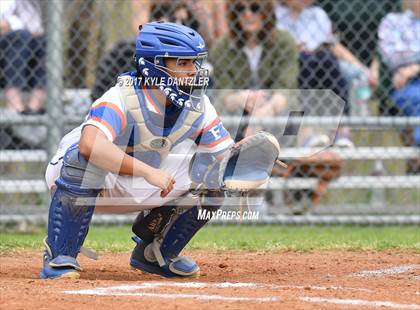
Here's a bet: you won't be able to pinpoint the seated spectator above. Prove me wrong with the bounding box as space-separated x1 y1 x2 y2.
0 0 46 114
317 0 400 108
317 0 400 69
275 0 348 104
276 0 360 146
210 0 298 140
210 0 343 213
377 0 420 172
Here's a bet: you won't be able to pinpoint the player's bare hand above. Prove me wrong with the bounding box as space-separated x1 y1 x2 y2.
145 168 175 198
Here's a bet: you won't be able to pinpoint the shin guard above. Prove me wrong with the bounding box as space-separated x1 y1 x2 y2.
41 144 106 279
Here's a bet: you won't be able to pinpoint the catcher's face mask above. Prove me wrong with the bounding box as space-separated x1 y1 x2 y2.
159 55 209 104
137 54 209 110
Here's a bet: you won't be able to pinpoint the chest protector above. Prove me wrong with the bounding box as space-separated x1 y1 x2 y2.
117 75 205 168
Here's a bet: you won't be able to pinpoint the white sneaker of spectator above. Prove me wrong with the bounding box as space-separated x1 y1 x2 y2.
302 134 331 148
334 134 354 148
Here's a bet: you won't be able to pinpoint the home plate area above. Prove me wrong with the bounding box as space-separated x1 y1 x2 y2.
1 251 419 309
63 280 420 309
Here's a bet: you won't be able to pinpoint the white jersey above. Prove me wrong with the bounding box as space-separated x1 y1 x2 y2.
46 83 234 211
54 84 233 162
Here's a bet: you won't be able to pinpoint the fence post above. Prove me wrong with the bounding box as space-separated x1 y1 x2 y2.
46 0 64 159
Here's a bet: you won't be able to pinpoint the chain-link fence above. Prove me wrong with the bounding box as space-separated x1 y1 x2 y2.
1 0 419 225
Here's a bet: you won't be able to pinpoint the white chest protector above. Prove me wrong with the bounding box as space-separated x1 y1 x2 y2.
117 75 205 168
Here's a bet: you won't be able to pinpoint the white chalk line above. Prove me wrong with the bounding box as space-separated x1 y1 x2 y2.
126 281 372 291
352 264 420 277
63 281 371 304
64 290 279 302
63 281 371 294
63 282 279 303
276 284 372 292
63 281 420 307
301 296 420 309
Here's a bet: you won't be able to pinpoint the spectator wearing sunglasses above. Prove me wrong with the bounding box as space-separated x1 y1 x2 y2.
210 0 344 213
210 0 298 139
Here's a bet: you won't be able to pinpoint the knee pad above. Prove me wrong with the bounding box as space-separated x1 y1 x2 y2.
56 143 107 195
46 144 107 259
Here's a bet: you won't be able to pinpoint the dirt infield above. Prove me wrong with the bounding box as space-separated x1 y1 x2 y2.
1 250 419 309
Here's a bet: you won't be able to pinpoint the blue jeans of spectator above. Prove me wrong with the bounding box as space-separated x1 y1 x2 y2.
391 78 420 146
0 30 46 89
298 49 349 115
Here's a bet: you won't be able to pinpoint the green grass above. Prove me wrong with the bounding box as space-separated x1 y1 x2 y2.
1 225 419 253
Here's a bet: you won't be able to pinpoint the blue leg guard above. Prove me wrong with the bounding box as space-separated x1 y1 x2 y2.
40 144 106 279
130 194 222 277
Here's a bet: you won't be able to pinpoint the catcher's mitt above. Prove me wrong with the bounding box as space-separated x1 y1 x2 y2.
189 131 281 192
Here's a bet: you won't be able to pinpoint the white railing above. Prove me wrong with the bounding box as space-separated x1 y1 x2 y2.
1 89 419 224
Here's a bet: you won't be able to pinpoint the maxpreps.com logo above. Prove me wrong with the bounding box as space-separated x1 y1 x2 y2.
197 209 260 221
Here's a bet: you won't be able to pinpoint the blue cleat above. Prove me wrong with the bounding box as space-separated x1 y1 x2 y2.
130 236 199 278
40 256 80 279
39 238 81 279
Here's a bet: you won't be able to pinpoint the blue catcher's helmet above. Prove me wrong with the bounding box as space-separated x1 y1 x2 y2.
134 21 208 109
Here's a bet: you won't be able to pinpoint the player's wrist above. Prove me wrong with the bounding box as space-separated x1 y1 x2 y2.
131 158 154 179
139 165 154 179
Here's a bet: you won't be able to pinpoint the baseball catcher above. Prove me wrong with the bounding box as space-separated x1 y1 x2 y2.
40 22 281 279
